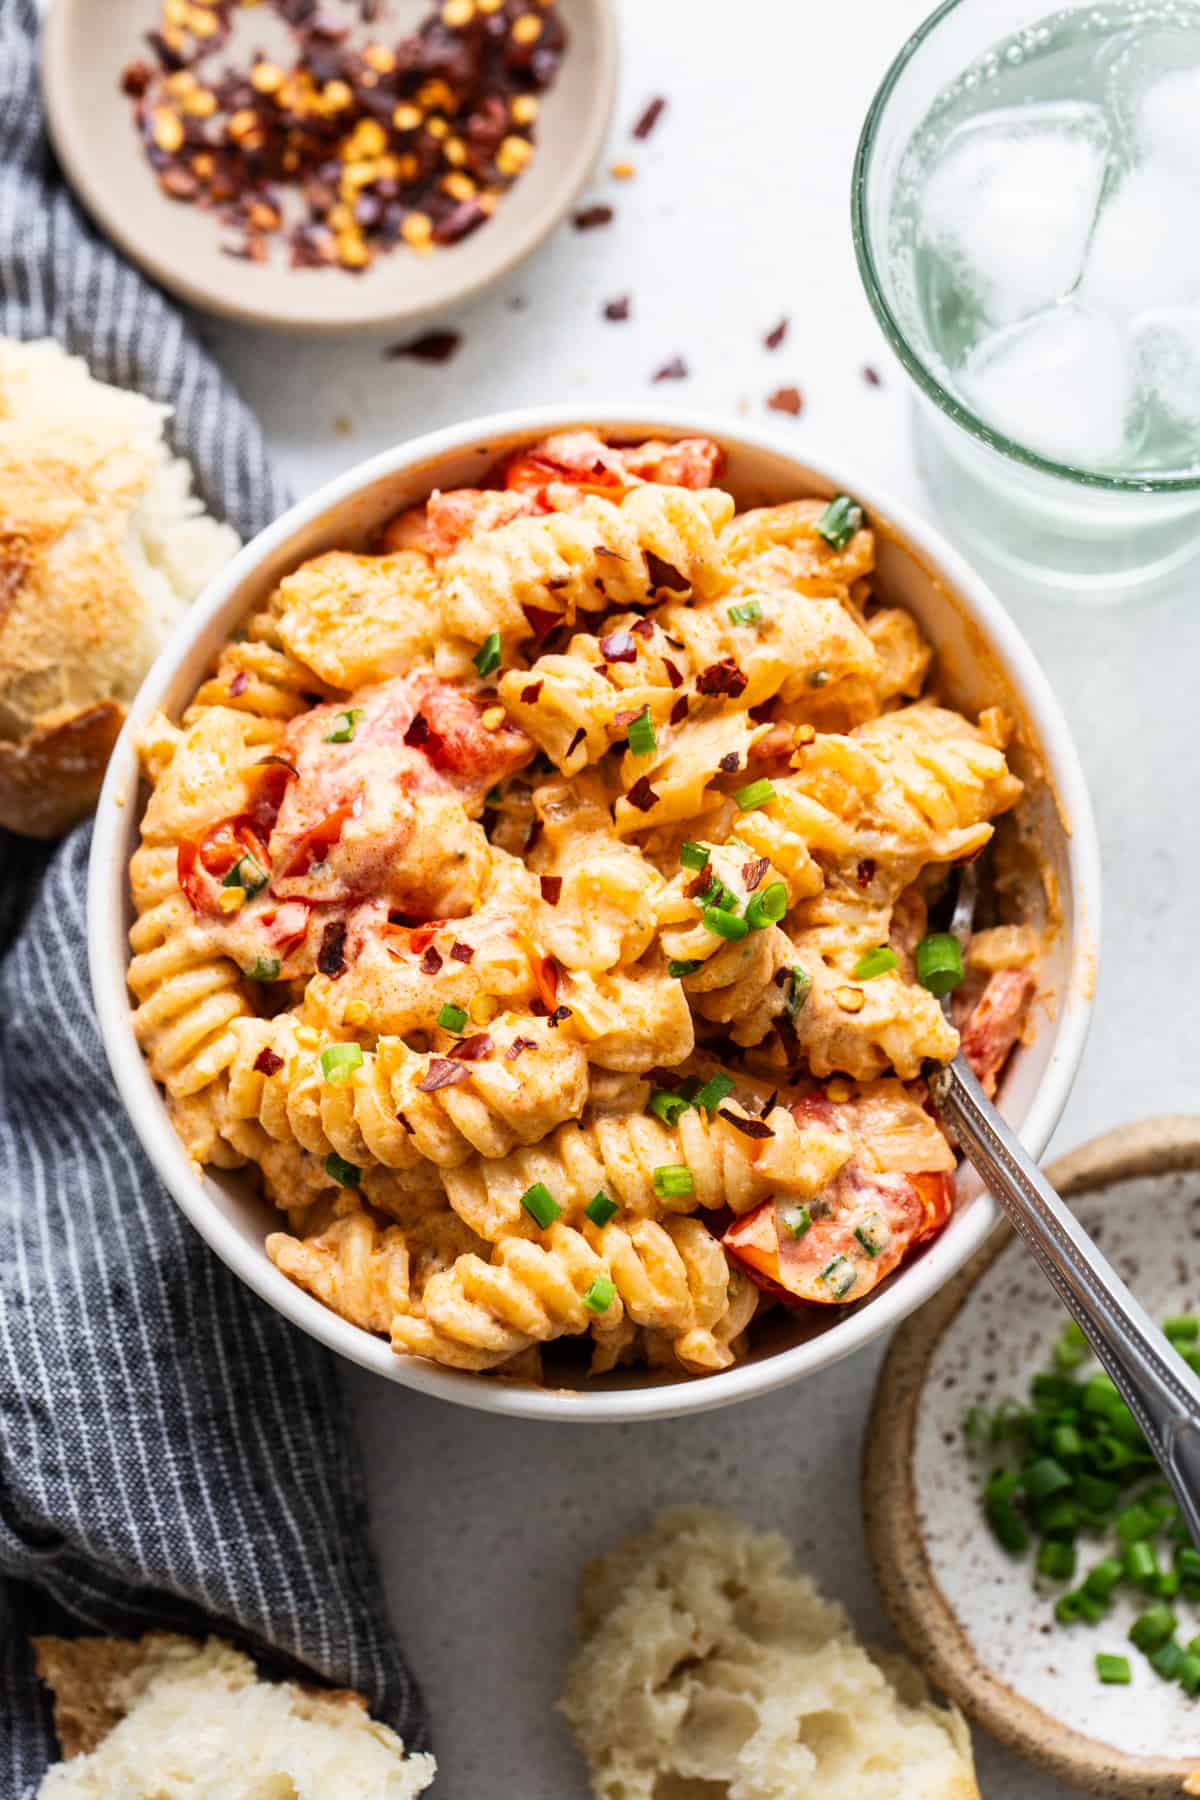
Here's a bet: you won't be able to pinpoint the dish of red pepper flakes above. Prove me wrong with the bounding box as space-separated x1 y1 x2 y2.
121 0 568 273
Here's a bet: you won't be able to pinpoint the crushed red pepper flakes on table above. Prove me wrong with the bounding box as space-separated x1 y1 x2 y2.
602 294 631 322
764 316 789 350
652 355 689 382
767 385 804 416
572 202 613 230
863 364 883 386
387 329 463 363
123 0 567 273
632 95 666 139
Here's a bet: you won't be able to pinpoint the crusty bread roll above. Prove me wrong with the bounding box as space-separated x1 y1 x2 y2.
33 1631 435 1798
560 1505 979 1800
0 339 238 837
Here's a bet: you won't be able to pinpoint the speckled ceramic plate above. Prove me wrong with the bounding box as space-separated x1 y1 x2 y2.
864 1117 1200 1800
40 0 616 334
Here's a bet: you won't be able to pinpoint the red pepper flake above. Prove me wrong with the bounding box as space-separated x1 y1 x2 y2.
395 1110 414 1133
449 942 474 964
420 944 444 975
599 629 637 664
663 658 682 689
626 775 659 812
317 920 348 978
764 317 789 351
417 1057 472 1093
856 858 876 890
573 203 614 230
718 1106 774 1139
632 95 666 139
652 356 689 383
540 875 563 906
521 679 544 703
611 708 641 734
645 552 689 593
450 1032 494 1062
404 713 432 746
548 1004 572 1026
229 670 250 697
256 754 299 778
761 1089 778 1118
685 871 712 900
718 750 741 773
524 604 560 640
565 726 586 759
530 998 549 1017
603 294 631 322
254 1048 285 1077
696 657 749 699
631 616 654 639
767 385 804 416
863 364 883 387
505 1035 536 1060
386 331 462 364
742 857 769 891
669 695 689 726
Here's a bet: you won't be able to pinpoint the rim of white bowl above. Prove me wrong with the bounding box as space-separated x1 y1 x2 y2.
88 405 1101 1423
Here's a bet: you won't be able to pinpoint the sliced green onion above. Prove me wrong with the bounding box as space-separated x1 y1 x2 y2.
1038 1540 1077 1582
1129 1605 1176 1652
1177 1548 1200 1583
1074 1590 1110 1624
818 1254 857 1300
246 955 281 982
1165 1314 1200 1343
668 958 704 979
583 1275 617 1314
733 777 775 810
781 1203 812 1240
728 598 764 626
626 706 657 756
1096 1653 1132 1685
915 932 965 997
703 906 750 941
679 841 710 871
1116 1503 1157 1544
1084 1557 1125 1599
1083 1373 1122 1417
786 965 812 1018
986 1497 1029 1554
222 852 268 896
1050 1423 1085 1462
1054 1332 1089 1373
437 1003 469 1033
1157 1568 1181 1600
1033 1373 1080 1411
1150 1640 1186 1680
745 882 789 931
324 1150 361 1188
473 631 501 676
693 1072 735 1114
1023 1457 1073 1501
324 707 364 744
653 1164 694 1199
963 1406 991 1443
1181 1654 1200 1696
854 1213 890 1258
814 493 863 551
1124 1542 1159 1587
585 1191 618 1227
1056 1591 1083 1623
1036 1497 1080 1540
985 1470 1021 1505
520 1182 562 1229
648 1089 692 1127
320 1042 364 1083
853 945 898 981
1075 1473 1119 1513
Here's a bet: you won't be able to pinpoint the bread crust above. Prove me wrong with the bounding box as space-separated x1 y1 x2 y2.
0 699 124 837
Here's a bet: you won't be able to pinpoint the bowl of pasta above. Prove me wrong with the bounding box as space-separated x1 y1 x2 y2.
88 408 1099 1421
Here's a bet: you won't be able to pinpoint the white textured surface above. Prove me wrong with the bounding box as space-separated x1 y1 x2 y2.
200 2 1200 1794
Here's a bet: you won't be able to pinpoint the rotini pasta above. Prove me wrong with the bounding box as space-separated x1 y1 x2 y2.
129 432 1035 1383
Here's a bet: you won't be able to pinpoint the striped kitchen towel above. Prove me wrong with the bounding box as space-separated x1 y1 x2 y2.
0 0 428 1789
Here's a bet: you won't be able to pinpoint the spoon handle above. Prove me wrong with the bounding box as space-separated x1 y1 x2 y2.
927 1054 1200 1548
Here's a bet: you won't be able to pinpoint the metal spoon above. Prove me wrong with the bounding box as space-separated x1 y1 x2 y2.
925 867 1200 1548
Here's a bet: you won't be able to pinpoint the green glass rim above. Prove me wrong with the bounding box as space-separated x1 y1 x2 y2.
851 0 1200 495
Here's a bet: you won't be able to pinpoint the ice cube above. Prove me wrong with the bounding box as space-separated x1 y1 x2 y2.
1132 306 1200 435
1081 164 1200 321
960 302 1134 467
917 103 1112 330
1108 26 1200 178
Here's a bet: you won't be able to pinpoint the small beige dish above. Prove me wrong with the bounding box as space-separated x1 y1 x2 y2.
40 0 616 335
865 1116 1200 1800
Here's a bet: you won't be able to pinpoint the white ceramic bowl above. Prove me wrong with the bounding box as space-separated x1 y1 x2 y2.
88 407 1100 1422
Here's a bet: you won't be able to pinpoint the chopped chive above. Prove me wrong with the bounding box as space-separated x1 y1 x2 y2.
1084 1557 1125 1599
324 707 363 744
818 1254 857 1299
733 777 775 810
1124 1542 1159 1587
1129 1605 1176 1652
1036 1497 1080 1540
324 1150 360 1188
780 1203 812 1240
1074 1590 1110 1624
653 1164 694 1198
915 931 965 997
1116 1503 1158 1543
320 1043 363 1082
745 881 788 931
1075 1473 1119 1513
1038 1540 1077 1582
728 598 764 626
853 945 898 981
437 1003 469 1033
583 1275 617 1314
680 841 710 871
1023 1457 1073 1501
1150 1640 1186 1680
1177 1547 1200 1582
1050 1422 1085 1462
668 958 705 979
786 965 812 1018
246 954 281 982
520 1182 562 1229
1157 1568 1181 1599
585 1191 618 1227
693 1072 735 1114
222 852 268 896
648 1089 691 1127
814 493 863 551
1165 1314 1200 1343
986 1496 1029 1554
703 906 750 941
985 1470 1021 1504
1096 1653 1132 1685
473 631 501 676
626 706 657 756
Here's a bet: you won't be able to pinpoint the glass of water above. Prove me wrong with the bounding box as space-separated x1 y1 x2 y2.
853 0 1200 599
